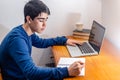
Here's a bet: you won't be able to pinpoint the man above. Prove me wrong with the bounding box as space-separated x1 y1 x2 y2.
0 0 84 80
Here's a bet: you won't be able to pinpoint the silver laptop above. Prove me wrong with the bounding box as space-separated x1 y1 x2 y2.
66 20 105 57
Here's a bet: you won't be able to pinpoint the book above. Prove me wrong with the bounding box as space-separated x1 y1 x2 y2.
73 29 90 36
73 29 91 33
73 35 89 40
73 32 90 36
57 57 85 76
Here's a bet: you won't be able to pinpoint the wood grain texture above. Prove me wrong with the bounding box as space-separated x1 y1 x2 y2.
0 73 2 80
52 37 120 80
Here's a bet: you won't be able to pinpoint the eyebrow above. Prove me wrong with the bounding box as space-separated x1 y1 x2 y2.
37 17 48 19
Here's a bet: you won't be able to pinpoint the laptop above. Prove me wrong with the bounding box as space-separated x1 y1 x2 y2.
66 20 106 57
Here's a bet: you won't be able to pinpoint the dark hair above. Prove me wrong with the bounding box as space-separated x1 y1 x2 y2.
24 0 50 22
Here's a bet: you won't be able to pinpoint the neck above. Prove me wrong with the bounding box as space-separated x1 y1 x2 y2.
22 23 33 36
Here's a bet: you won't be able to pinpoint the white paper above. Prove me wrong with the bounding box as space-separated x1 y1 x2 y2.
57 57 85 76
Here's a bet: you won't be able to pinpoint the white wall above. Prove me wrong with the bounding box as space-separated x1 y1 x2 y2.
0 0 102 66
0 0 26 29
102 0 120 50
43 0 102 37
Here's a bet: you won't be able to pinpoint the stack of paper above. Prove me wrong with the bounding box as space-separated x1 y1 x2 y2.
57 57 85 76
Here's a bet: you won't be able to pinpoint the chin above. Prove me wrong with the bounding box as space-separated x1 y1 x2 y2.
37 31 43 33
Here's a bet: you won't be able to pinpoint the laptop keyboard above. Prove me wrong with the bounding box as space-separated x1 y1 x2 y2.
77 42 94 54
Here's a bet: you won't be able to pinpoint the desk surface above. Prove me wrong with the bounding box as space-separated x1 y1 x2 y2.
52 36 120 80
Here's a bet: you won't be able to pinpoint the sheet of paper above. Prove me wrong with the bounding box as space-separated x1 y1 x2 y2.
57 57 85 76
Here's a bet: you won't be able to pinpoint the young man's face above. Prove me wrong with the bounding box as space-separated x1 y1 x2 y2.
29 12 48 33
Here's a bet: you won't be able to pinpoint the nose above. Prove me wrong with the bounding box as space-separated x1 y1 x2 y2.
42 21 46 28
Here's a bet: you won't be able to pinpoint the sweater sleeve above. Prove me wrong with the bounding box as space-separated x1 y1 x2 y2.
31 34 68 48
8 37 69 80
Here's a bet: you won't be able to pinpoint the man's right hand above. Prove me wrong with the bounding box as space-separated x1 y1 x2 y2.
68 61 84 76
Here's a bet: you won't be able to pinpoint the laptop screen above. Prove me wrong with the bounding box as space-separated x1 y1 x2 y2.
89 20 105 52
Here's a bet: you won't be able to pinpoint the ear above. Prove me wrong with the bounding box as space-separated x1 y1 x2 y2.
26 16 32 23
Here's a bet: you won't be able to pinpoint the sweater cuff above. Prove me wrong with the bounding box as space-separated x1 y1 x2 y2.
61 67 69 78
62 36 68 45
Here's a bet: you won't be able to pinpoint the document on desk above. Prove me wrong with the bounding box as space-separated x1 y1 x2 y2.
57 57 85 76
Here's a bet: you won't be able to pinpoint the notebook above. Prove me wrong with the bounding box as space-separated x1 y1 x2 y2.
57 57 85 76
66 20 106 57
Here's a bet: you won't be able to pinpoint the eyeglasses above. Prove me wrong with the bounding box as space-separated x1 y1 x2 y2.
36 17 48 22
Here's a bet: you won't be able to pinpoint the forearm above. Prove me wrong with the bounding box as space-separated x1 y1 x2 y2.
32 35 68 48
19 62 69 80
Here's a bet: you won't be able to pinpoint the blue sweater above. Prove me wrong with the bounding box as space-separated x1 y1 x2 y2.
0 25 69 80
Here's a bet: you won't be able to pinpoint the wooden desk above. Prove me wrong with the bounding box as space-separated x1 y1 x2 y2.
0 68 2 80
0 74 2 80
52 37 120 80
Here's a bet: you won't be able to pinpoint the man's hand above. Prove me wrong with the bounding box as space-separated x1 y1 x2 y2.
66 39 82 46
68 61 84 76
